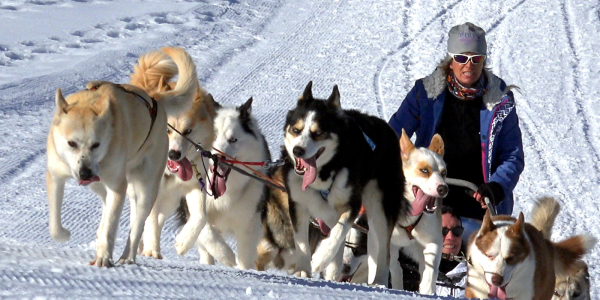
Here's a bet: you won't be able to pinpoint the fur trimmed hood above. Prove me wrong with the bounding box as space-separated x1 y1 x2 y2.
422 68 510 111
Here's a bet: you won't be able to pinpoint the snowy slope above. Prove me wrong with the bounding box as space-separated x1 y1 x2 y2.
1 0 599 298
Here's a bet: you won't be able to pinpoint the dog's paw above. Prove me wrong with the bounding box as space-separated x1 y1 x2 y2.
310 254 328 274
174 234 195 255
117 257 136 265
141 250 163 259
294 270 311 278
89 256 114 268
50 227 71 243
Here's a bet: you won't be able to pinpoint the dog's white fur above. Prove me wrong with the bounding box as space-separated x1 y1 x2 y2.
128 47 216 260
46 51 198 266
176 98 270 270
389 129 447 294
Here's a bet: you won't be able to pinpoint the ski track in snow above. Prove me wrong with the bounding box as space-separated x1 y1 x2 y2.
1 0 600 298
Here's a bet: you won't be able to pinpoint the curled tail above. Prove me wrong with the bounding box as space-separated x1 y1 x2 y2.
129 49 178 94
553 234 597 277
529 196 560 239
157 47 200 116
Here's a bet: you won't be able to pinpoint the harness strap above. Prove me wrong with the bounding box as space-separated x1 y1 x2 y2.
399 213 424 240
87 83 157 152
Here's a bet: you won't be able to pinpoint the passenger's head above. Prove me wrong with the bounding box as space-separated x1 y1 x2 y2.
441 206 463 256
445 22 487 87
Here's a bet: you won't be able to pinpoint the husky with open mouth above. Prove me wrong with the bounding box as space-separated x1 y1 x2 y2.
46 48 198 267
389 129 448 294
128 47 217 260
175 98 271 270
282 82 408 285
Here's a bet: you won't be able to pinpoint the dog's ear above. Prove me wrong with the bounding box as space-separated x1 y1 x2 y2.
299 81 313 101
428 134 445 157
327 85 341 109
55 88 69 115
479 209 496 235
92 94 111 116
239 97 253 120
399 129 415 162
510 212 525 234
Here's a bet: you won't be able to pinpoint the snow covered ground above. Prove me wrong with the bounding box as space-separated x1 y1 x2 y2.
1 0 599 298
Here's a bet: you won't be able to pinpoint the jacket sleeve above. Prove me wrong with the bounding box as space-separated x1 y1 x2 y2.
489 96 525 195
388 81 421 138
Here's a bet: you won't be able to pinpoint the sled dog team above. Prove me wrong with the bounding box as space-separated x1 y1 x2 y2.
46 47 595 299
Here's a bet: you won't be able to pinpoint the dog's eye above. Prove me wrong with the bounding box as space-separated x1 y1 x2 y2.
91 142 100 150
292 128 301 134
167 128 172 134
553 290 562 297
441 170 447 177
183 129 192 135
314 130 323 136
68 141 78 149
420 169 429 174
228 137 238 143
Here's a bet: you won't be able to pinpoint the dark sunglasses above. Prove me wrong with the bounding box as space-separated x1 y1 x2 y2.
448 53 486 65
442 226 464 237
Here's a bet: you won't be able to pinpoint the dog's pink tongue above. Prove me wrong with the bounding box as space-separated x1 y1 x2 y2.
488 284 508 300
411 188 427 216
167 158 193 181
317 218 331 237
79 176 100 186
212 165 229 198
300 157 317 190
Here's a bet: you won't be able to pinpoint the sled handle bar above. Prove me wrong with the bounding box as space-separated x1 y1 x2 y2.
445 178 497 216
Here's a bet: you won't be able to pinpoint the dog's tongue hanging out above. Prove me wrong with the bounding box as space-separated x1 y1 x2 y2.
166 158 193 181
209 164 231 198
300 156 317 190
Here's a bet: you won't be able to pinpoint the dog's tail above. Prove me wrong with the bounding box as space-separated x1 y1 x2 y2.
552 234 597 277
156 47 200 116
129 49 178 93
529 196 560 239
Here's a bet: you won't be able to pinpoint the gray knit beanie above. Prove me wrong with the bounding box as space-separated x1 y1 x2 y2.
447 22 487 55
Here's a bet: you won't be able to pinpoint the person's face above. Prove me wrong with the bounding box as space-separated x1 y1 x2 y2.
449 52 485 88
442 213 463 256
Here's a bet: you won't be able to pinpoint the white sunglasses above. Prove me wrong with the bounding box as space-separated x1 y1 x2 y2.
448 53 486 65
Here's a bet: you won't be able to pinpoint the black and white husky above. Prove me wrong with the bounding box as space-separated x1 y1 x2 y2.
176 98 271 270
282 82 408 285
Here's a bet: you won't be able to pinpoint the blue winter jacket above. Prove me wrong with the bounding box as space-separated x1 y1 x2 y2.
388 68 524 215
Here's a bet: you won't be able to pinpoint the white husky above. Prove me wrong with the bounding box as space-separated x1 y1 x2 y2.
390 129 448 294
176 98 271 269
46 52 197 266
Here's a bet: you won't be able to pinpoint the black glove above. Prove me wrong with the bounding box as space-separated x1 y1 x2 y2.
476 182 505 206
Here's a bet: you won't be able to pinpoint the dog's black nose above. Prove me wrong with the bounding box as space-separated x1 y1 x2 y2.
79 167 93 180
341 264 351 274
437 185 448 197
293 146 305 157
168 150 181 160
491 274 504 286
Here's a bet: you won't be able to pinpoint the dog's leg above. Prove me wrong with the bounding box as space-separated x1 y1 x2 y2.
89 182 107 241
92 182 127 267
256 239 278 271
118 170 160 264
363 186 392 287
198 225 236 267
389 228 404 290
323 239 345 281
235 214 262 270
291 204 312 278
419 240 441 295
196 239 215 265
175 189 207 255
46 171 71 242
311 210 354 274
142 188 180 259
